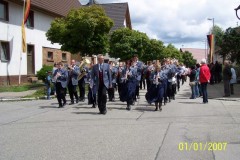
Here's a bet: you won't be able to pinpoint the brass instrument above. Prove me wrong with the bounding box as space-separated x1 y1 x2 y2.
77 58 91 81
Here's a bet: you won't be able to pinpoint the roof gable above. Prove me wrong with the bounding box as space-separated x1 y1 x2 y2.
99 3 132 31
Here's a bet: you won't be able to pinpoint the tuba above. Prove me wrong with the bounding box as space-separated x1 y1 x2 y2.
77 58 91 81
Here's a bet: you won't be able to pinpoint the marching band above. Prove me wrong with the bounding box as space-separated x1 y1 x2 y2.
51 54 186 113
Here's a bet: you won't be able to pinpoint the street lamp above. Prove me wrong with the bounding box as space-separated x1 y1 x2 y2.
202 39 207 60
207 18 214 34
235 5 240 20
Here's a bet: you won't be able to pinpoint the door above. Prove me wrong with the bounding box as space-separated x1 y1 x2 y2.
27 45 35 75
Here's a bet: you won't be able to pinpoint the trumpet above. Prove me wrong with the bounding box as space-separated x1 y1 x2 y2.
77 58 91 81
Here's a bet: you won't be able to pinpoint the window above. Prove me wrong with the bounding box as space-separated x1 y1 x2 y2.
26 10 34 28
0 41 10 61
47 52 53 60
62 53 67 61
0 1 9 21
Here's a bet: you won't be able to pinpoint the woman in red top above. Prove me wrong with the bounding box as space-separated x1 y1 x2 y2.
199 59 211 104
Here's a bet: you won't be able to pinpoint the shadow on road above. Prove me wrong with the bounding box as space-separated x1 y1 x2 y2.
39 106 58 109
72 112 98 115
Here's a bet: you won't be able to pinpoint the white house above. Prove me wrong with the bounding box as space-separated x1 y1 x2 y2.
0 0 132 85
0 0 81 85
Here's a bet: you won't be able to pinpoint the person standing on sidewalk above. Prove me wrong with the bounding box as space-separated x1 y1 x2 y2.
230 65 237 95
188 66 197 99
199 59 211 104
45 71 52 100
91 54 112 114
222 60 232 97
53 62 68 108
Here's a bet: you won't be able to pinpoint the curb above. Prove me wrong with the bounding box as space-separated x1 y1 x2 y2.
0 96 55 102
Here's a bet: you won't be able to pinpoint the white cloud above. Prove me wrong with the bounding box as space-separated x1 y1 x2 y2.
84 0 240 48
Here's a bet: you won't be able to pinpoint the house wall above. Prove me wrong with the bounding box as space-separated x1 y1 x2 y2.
0 1 61 85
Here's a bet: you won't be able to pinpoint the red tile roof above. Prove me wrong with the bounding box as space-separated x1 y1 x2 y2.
10 0 81 17
180 48 208 63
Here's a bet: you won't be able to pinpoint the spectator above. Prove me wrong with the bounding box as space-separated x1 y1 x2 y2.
188 66 196 99
222 60 232 97
230 65 237 95
45 71 52 100
52 63 57 96
199 59 211 104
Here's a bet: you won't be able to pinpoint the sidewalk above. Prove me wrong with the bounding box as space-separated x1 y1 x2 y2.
0 90 38 101
207 82 240 101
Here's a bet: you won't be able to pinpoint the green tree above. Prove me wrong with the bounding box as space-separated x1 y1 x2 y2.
46 5 114 56
212 25 225 47
109 28 150 61
141 39 165 62
181 51 197 67
162 44 183 62
217 27 240 64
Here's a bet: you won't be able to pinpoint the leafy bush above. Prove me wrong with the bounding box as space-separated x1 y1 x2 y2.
37 65 53 82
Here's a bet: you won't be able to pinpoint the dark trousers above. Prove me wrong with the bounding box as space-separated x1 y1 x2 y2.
177 75 181 91
56 82 66 106
223 80 230 96
78 78 85 99
140 77 145 89
118 82 123 97
171 83 176 96
230 84 234 94
98 84 107 113
88 86 97 105
108 83 116 101
68 81 78 102
135 83 140 100
201 82 208 103
167 81 173 98
146 79 151 91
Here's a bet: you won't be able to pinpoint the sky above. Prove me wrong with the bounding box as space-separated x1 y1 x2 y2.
80 0 240 49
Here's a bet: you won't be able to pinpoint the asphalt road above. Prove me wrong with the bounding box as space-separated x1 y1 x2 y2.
0 82 240 160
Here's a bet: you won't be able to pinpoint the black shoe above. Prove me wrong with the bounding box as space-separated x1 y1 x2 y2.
58 105 63 108
154 107 158 111
92 104 96 108
69 102 74 105
159 104 162 111
76 99 79 103
102 110 107 115
126 105 131 111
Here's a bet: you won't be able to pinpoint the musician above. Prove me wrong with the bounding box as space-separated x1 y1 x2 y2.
87 62 97 108
120 60 137 111
169 59 178 100
117 62 124 97
78 60 88 102
145 61 154 91
132 54 143 100
53 62 68 108
91 54 112 114
108 61 117 101
67 59 80 105
145 64 164 111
